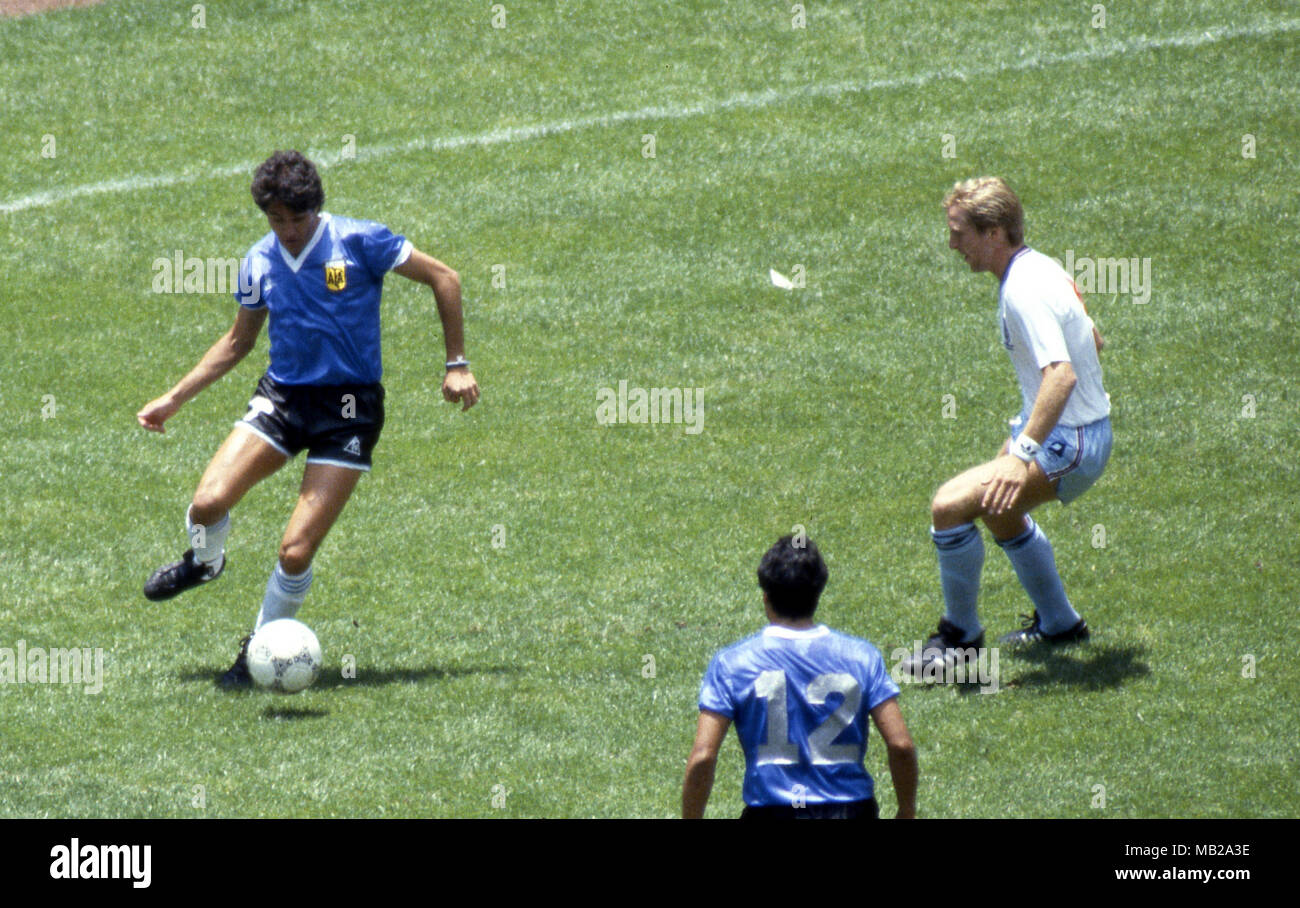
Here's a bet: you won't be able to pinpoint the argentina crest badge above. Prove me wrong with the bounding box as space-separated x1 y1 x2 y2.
324 259 347 292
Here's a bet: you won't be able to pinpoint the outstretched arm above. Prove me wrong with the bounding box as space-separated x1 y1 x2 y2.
137 306 267 433
393 248 480 411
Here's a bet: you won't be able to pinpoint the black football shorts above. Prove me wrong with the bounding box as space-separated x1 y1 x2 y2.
236 373 385 471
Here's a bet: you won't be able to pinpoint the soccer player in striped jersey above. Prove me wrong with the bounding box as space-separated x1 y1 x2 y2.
683 535 917 819
137 150 478 687
901 177 1111 680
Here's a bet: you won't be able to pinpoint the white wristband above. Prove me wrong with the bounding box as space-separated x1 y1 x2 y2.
1011 434 1041 463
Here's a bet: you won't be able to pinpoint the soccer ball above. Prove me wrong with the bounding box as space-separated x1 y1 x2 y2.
247 619 322 694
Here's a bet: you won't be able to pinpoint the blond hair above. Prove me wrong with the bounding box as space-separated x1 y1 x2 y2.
943 177 1024 246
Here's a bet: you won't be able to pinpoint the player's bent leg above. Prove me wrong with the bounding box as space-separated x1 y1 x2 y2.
191 425 291 525
903 464 991 679
144 427 289 602
255 462 363 627
278 462 362 575
979 462 1059 540
930 462 999 532
926 457 1038 637
995 513 1090 645
932 456 1058 533
908 458 1059 679
221 463 362 689
978 464 1088 645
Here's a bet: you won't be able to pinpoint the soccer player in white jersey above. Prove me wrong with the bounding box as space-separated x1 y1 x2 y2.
683 536 917 819
137 150 479 687
901 177 1112 679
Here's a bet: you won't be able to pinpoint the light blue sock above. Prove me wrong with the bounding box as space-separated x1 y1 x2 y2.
931 523 984 641
255 564 313 629
996 517 1081 634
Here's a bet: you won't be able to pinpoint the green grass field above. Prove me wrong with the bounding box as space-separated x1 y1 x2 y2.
1 0 1297 819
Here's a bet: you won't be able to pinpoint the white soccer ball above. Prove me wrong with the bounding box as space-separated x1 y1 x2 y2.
247 619 322 694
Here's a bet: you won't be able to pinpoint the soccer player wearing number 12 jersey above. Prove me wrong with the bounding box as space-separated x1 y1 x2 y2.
683 536 917 819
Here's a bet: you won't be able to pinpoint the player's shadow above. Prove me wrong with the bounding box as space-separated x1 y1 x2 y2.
261 706 329 720
178 663 519 689
316 663 520 689
179 667 243 684
1001 643 1151 691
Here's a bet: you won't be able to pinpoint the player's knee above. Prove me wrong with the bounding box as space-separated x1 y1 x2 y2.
982 510 1028 541
278 539 315 576
189 491 229 527
931 477 980 528
930 483 962 525
929 488 945 521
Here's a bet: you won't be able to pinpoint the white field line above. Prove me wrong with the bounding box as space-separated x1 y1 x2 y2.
2 19 1296 216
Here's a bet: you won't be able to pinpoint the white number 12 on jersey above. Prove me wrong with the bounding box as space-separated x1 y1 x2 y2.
753 670 861 765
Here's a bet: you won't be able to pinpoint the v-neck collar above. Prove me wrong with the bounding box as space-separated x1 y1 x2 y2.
277 212 331 273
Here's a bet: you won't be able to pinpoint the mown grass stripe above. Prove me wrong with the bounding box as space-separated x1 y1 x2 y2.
2 18 1295 216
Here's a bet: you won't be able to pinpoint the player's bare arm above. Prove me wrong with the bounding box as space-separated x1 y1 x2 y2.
393 248 480 411
870 697 917 818
681 709 731 819
981 360 1076 515
136 306 268 433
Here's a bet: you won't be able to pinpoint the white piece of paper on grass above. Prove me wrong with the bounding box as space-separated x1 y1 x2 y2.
769 268 794 290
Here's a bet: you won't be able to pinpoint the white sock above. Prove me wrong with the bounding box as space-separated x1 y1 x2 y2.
186 506 229 573
255 563 313 629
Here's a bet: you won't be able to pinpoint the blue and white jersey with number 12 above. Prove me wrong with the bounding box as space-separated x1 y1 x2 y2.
698 624 900 807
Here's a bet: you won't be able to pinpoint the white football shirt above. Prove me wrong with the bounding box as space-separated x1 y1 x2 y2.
998 247 1110 427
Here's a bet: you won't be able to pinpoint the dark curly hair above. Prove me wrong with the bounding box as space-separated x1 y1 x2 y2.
757 535 829 620
251 150 324 213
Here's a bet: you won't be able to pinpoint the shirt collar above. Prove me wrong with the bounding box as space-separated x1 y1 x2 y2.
277 211 331 273
999 244 1031 293
762 623 830 640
